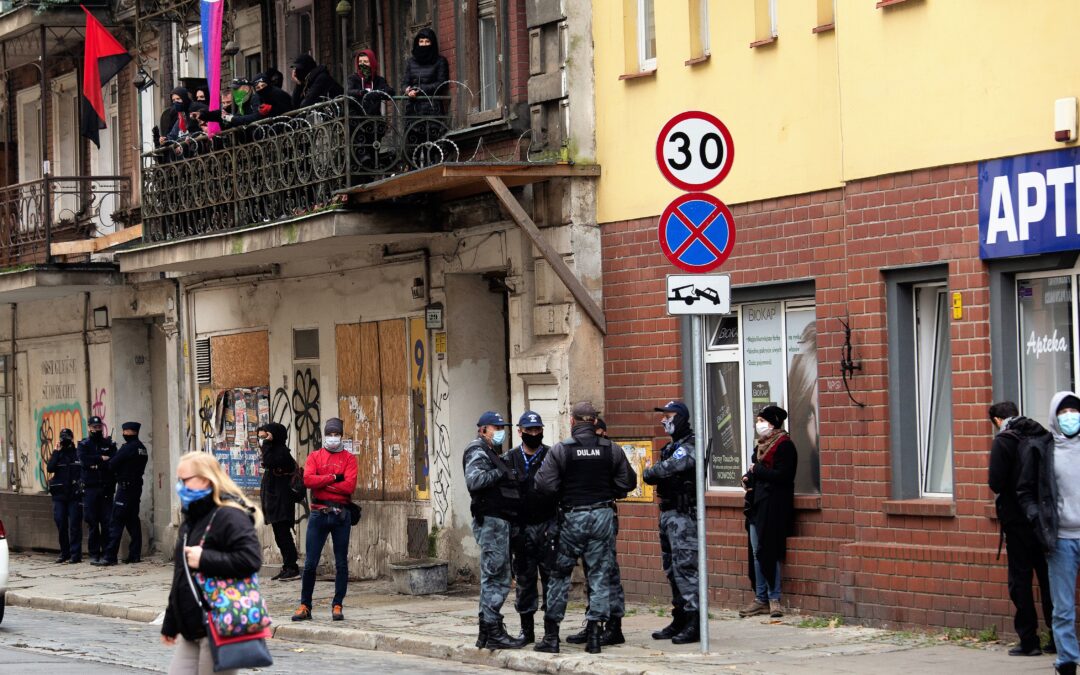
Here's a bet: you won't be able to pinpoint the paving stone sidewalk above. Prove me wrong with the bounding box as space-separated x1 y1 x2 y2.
1 553 1051 674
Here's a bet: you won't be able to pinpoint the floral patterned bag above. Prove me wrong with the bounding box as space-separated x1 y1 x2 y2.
189 508 273 639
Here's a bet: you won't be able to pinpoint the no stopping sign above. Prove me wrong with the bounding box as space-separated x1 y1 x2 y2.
656 111 735 191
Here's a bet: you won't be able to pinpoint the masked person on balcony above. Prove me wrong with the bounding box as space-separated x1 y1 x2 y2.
157 87 196 159
347 48 394 166
197 79 264 138
403 28 449 118
253 70 294 118
290 53 344 110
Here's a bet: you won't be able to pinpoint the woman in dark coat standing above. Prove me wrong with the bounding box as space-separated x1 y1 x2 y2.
259 422 300 580
402 27 450 116
740 405 797 619
161 451 262 674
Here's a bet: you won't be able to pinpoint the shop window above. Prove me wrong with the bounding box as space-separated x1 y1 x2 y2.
637 0 657 71
704 299 819 494
1018 275 1075 420
886 266 953 499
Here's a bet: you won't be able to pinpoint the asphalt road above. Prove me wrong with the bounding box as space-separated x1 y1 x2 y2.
0 606 502 673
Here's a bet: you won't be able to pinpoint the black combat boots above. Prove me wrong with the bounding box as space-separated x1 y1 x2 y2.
475 614 488 648
534 618 560 653
480 619 526 649
651 607 686 640
585 620 603 654
517 613 535 644
566 622 588 644
601 616 625 646
671 610 700 644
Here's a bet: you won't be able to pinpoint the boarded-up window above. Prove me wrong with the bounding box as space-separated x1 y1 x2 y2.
336 319 414 501
210 331 270 389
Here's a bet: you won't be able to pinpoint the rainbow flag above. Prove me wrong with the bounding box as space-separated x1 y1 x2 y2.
200 0 224 136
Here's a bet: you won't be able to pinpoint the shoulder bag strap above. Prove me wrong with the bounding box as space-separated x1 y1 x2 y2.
181 529 209 611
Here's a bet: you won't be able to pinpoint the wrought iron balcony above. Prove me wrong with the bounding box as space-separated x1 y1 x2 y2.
0 175 131 266
140 95 458 244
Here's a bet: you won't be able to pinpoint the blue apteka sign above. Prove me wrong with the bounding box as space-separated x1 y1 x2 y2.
980 147 1080 259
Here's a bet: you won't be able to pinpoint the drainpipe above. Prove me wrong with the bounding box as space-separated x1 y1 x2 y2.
40 25 51 264
83 293 92 421
9 303 17 492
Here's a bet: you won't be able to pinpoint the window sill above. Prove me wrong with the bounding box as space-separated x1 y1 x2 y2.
876 0 911 7
684 54 710 67
467 108 504 126
812 23 835 34
882 498 955 518
619 69 657 81
749 36 777 49
704 491 821 511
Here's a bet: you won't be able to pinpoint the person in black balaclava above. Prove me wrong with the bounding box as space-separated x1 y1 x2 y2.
402 27 449 117
97 422 149 565
258 422 300 580
290 53 344 109
163 87 194 142
78 416 117 564
253 70 294 117
642 400 702 644
47 428 83 564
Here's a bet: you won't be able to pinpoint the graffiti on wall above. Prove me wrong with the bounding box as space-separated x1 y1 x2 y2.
290 368 321 453
32 403 85 490
411 322 430 500
92 387 109 435
200 386 270 489
430 358 452 526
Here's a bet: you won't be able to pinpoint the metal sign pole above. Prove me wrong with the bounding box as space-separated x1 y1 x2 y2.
691 314 709 653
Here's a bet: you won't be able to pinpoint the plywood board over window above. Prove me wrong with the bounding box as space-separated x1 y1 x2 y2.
336 319 414 501
210 331 269 389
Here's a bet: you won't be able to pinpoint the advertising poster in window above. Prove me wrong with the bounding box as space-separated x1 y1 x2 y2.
742 302 784 459
615 440 655 503
707 361 742 488
786 311 819 494
200 386 270 489
1019 277 1075 421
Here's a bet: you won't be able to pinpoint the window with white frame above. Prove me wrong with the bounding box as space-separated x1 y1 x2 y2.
705 300 819 494
914 284 953 496
478 0 499 111
689 0 710 58
637 0 657 71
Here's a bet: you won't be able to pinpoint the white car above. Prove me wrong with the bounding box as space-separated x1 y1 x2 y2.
0 518 8 623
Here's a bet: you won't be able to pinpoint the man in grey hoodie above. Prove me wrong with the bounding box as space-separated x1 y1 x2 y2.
1018 391 1080 675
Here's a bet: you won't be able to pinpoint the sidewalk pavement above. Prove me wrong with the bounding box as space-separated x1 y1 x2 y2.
2 553 1051 675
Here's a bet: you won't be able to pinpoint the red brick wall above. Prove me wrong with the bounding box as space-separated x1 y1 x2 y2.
602 163 1016 634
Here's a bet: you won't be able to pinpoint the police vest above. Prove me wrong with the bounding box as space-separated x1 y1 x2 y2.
656 436 696 508
114 440 149 486
464 441 522 521
559 436 617 507
510 445 557 524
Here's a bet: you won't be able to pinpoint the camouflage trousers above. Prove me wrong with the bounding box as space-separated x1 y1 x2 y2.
472 516 513 623
510 520 554 615
545 507 616 623
582 509 625 618
660 509 699 612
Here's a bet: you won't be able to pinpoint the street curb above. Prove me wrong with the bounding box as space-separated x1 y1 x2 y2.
6 590 650 675
6 591 161 623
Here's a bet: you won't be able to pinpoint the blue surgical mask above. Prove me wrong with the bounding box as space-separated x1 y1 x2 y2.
176 479 212 510
1060 412 1080 437
492 429 506 445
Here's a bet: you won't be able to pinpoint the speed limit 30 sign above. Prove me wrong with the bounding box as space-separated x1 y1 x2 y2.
656 111 734 191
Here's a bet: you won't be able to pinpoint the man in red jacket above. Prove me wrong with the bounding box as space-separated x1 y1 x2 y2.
293 417 357 622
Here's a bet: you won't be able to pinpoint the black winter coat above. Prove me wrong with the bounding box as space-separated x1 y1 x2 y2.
162 496 262 641
1016 425 1060 553
258 85 294 118
260 422 297 525
346 73 394 117
47 442 81 500
292 66 344 109
744 435 797 588
989 416 1048 529
402 56 449 115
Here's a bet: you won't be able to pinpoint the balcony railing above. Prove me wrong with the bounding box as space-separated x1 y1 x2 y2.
141 95 458 244
0 175 131 266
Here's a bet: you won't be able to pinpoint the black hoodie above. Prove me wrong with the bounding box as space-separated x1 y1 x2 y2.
290 55 344 109
403 28 450 115
259 422 298 524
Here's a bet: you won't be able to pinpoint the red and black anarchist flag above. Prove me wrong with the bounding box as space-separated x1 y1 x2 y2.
79 5 131 148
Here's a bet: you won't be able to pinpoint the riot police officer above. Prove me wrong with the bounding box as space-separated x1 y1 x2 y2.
78 415 117 564
642 400 701 644
508 410 556 644
464 410 526 650
96 422 149 566
47 428 82 564
534 401 637 654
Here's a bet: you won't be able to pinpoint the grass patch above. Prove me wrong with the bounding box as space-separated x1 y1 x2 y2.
798 615 844 629
977 625 998 643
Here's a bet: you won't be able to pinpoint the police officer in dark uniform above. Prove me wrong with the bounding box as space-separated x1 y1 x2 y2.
508 410 556 644
96 421 149 566
643 400 701 644
534 401 637 654
47 428 82 564
463 410 526 650
78 415 117 564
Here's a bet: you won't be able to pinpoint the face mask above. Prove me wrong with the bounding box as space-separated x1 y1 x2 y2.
755 421 772 437
1059 412 1080 436
172 101 185 111
492 429 506 445
90 430 103 440
324 435 343 452
522 432 543 449
176 480 212 510
123 433 136 442
662 418 675 435
358 63 371 77
232 89 249 109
